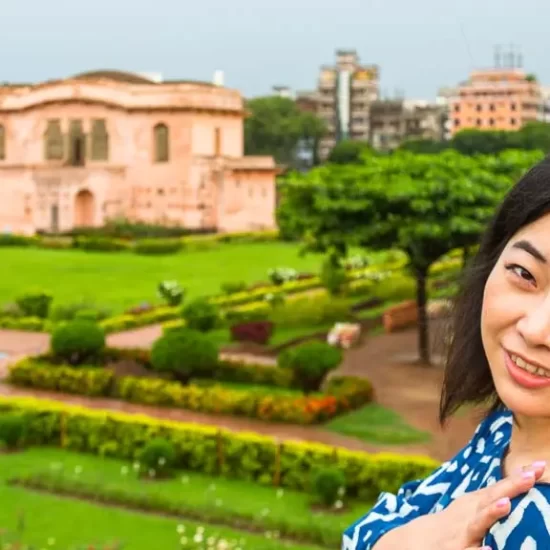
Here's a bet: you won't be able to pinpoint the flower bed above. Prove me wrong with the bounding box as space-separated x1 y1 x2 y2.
0 395 439 501
8 357 373 425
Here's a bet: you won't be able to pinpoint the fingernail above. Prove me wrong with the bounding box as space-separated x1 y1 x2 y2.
496 497 510 508
533 461 547 468
522 471 535 480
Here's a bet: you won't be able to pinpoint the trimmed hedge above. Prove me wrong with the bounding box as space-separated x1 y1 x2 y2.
0 230 280 255
8 359 373 425
0 395 439 501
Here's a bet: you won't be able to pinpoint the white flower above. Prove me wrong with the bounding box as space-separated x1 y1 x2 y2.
133 461 140 471
179 536 188 545
158 457 166 466
177 524 185 534
120 466 129 476
338 486 346 497
335 499 344 509
193 534 203 543
149 469 156 478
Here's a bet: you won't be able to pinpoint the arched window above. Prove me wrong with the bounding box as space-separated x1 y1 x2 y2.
91 119 109 161
0 124 5 160
44 119 64 160
154 123 169 163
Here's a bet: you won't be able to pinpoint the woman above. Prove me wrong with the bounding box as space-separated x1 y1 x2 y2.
343 157 550 550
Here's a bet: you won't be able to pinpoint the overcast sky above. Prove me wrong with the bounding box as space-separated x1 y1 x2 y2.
1 0 547 100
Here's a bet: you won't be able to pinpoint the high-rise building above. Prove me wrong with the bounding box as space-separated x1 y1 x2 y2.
369 99 447 151
316 50 379 159
449 47 541 136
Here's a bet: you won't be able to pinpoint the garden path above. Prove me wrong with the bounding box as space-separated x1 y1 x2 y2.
0 321 481 461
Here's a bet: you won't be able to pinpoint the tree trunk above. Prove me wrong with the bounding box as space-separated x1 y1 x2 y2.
415 267 430 365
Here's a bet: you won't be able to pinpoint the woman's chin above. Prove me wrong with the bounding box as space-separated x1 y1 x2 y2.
496 380 550 418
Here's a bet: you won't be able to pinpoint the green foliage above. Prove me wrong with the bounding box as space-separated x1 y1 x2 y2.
244 96 326 166
327 139 373 164
220 281 247 295
133 238 183 255
74 236 131 252
0 412 27 449
50 320 106 365
15 290 53 319
150 328 219 382
9 359 114 396
50 301 111 322
280 148 543 362
182 298 219 332
9 358 372 424
311 467 346 506
320 257 347 296
157 280 184 307
0 396 437 500
269 295 350 328
137 437 177 477
278 341 343 393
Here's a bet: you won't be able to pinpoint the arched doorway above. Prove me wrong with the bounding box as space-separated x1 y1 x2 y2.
74 189 95 227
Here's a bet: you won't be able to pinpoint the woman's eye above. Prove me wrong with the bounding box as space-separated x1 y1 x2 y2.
505 264 536 285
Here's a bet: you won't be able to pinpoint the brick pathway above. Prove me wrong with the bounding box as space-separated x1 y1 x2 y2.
0 321 480 461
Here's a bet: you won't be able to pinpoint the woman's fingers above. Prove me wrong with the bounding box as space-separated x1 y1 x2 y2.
481 461 545 506
466 496 511 543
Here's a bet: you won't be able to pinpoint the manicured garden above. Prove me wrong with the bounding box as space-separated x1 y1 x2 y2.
0 396 438 549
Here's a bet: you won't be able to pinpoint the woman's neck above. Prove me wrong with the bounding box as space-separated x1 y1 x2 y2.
506 414 550 477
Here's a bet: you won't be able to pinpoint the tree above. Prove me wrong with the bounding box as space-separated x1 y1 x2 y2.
398 138 448 155
280 149 543 364
327 140 374 164
244 96 326 167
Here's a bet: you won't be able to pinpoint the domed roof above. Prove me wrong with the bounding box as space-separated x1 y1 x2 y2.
71 70 157 84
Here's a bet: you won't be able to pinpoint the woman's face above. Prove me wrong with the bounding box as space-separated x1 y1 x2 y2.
482 212 550 417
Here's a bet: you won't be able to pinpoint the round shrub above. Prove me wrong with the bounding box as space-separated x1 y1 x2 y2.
150 327 219 382
50 320 106 365
137 437 176 478
312 467 346 507
182 298 219 332
15 290 53 319
0 413 27 450
278 341 343 393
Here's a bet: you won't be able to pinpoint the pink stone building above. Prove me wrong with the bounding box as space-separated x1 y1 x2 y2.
0 70 278 235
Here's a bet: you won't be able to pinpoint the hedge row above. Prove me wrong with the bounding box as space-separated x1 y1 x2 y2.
0 395 439 501
0 229 280 256
8 360 373 425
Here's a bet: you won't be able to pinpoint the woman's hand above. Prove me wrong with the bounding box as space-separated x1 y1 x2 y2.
374 461 546 550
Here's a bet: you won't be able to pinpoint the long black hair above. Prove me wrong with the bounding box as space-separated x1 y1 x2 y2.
440 157 550 424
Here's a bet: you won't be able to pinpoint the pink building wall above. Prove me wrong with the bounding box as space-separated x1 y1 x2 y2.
0 71 277 235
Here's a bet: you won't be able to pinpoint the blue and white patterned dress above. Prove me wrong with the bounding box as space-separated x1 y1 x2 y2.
342 410 550 550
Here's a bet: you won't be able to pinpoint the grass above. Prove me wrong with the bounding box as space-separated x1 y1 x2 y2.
326 403 431 445
0 448 368 549
0 243 323 314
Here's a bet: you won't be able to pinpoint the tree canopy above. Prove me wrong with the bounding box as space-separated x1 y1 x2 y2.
244 96 326 167
279 148 544 363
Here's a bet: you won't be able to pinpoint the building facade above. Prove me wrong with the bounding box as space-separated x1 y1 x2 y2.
449 68 541 136
316 50 379 159
369 99 447 151
0 70 277 235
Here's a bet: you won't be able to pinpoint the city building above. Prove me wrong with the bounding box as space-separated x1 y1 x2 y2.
449 68 541 136
368 99 447 151
0 70 277 235
316 50 379 159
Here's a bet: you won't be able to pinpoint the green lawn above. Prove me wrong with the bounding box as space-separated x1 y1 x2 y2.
0 243 323 314
326 403 431 445
0 448 368 549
